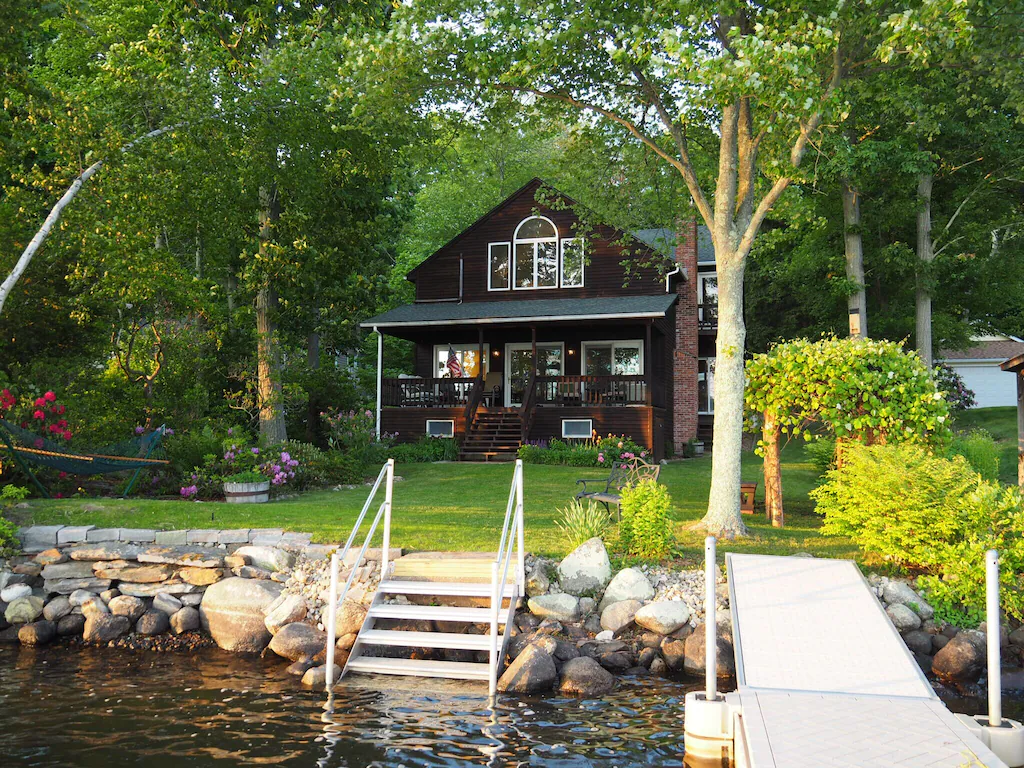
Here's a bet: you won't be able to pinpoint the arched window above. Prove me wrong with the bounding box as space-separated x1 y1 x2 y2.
513 216 558 289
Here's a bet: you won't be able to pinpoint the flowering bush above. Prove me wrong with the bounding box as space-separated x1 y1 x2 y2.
323 408 395 465
0 387 73 446
934 363 977 412
518 433 649 467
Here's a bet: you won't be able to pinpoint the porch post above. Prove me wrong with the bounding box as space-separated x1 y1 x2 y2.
1018 374 1023 487
375 326 383 439
645 321 653 406
478 328 485 380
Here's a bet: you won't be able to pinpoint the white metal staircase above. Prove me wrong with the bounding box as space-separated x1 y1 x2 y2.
325 459 525 695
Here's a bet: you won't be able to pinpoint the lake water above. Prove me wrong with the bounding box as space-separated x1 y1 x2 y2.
1 645 1017 767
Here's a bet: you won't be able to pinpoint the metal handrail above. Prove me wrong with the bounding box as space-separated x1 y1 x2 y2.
489 459 525 695
325 458 394 691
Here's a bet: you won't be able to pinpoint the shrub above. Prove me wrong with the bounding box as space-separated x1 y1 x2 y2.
164 424 236 476
518 434 648 467
934 363 977 412
555 498 611 550
804 437 836 475
323 408 395 465
812 442 1024 620
949 429 1000 481
389 436 460 463
619 479 672 560
0 485 29 556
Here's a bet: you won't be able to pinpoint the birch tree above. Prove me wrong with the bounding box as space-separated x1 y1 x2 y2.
393 0 972 536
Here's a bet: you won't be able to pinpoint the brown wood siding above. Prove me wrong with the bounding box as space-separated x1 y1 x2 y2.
412 179 669 302
530 406 658 458
381 408 466 443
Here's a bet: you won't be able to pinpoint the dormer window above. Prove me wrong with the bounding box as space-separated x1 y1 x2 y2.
489 216 584 291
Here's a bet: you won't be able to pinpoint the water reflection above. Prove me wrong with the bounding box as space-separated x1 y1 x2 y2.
1 646 692 767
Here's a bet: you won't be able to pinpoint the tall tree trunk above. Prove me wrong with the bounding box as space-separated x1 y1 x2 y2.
915 172 934 368
762 411 783 527
306 330 320 444
841 179 867 339
256 185 287 445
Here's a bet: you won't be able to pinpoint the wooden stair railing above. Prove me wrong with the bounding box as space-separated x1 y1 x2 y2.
519 370 537 443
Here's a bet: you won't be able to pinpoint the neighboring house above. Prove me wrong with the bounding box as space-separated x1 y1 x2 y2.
937 334 1024 409
361 178 716 460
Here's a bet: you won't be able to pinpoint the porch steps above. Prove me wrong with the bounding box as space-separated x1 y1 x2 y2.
460 409 521 461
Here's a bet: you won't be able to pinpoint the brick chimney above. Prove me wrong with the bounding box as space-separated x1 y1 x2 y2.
672 219 699 453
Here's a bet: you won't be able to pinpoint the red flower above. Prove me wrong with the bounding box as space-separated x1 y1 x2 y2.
34 397 45 407
58 471 67 479
57 404 65 415
32 409 45 420
44 391 56 402
50 406 58 414
62 430 72 440
57 419 67 428
48 424 59 433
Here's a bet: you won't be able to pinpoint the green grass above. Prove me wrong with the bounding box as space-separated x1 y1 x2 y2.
954 406 1019 485
8 442 855 563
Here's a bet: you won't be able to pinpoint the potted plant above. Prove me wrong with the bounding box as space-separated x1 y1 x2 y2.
223 470 271 504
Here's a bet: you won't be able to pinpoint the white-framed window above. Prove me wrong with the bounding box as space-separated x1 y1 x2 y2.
560 238 584 288
425 419 455 438
488 242 511 291
561 418 593 439
434 344 489 378
699 273 718 324
513 216 559 289
581 340 644 377
698 357 715 414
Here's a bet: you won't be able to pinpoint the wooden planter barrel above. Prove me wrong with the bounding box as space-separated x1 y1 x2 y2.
223 480 271 504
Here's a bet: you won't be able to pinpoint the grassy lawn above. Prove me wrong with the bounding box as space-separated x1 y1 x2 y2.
10 443 854 562
955 406 1019 485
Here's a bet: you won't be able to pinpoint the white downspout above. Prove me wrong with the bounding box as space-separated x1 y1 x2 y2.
375 326 383 439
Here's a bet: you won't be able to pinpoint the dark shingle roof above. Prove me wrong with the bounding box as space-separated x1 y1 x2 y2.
632 226 715 263
938 339 1024 361
361 294 678 329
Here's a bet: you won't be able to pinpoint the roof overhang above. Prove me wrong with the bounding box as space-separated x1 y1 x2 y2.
1000 353 1024 374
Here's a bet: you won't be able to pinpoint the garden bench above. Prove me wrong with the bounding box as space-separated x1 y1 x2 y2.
741 481 758 514
575 457 661 518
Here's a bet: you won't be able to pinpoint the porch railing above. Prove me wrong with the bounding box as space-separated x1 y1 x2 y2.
381 377 477 408
698 303 717 331
534 375 649 406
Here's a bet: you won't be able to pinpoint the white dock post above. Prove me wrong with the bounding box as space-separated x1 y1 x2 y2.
988 548 1002 728
325 552 339 693
705 535 718 702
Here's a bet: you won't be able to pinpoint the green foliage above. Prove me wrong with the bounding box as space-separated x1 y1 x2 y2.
934 364 977 412
389 437 460 464
223 470 267 484
164 424 238 477
0 485 29 556
745 337 952 449
804 437 837 475
555 498 611 551
518 435 648 467
813 442 1024 620
619 479 672 561
949 429 1000 482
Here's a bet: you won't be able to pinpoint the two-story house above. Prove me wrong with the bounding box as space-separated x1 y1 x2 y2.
361 178 716 461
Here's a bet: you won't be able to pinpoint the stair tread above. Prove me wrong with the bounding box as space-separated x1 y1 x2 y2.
358 629 493 650
378 579 515 597
346 656 490 680
369 604 506 623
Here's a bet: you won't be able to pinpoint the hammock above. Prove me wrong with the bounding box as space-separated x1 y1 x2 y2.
0 418 169 498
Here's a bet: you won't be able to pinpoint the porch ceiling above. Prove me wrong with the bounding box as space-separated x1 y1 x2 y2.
360 294 677 332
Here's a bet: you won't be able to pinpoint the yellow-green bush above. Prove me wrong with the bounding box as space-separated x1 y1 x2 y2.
619 479 672 560
813 442 1024 620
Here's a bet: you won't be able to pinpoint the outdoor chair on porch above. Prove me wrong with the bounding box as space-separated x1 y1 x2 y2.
575 456 661 519
481 372 503 407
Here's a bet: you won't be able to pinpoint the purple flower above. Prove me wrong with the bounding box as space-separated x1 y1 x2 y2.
227 428 234 436
135 425 145 435
180 485 198 499
280 451 291 463
164 428 174 436
251 447 259 456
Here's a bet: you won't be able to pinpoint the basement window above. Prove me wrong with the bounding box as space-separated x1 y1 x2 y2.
561 419 593 439
425 419 455 438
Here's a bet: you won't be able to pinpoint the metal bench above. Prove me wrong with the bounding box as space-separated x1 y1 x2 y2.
575 457 661 518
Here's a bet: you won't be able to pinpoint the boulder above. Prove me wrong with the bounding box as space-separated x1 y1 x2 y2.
224 554 249 569
93 564 173 583
597 651 634 672
683 625 735 677
933 629 986 684
19 620 56 646
269 622 327 662
525 567 550 597
334 600 367 636
232 546 295 573
170 606 200 635
1 583 32 603
556 538 612 595
600 599 642 636
637 646 660 668
179 567 224 586
5 596 44 624
0 625 19 643
153 593 183 616
1010 626 1024 648
13 562 42 577
56 613 86 636
69 589 96 607
136 610 170 636
497 644 558 693
43 596 72 622
99 589 120 604
886 604 922 633
634 601 691 635
882 581 934 620
200 577 283 653
108 595 146 624
650 657 668 676
558 656 615 696
83 614 131 643
661 637 687 670
578 597 597 617
235 566 274 580
34 549 68 565
80 596 109 618
301 664 341 688
903 630 935 656
528 593 580 622
599 568 654 611
265 594 307 635
287 658 318 676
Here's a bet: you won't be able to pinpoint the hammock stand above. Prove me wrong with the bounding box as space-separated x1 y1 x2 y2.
0 419 169 499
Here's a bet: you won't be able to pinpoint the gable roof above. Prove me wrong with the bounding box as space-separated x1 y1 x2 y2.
633 226 715 263
938 336 1024 362
361 293 678 329
405 177 671 281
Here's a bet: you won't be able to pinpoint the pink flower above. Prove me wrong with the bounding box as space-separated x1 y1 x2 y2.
56 404 65 415
597 453 605 463
44 391 56 402
58 471 67 479
32 409 45 420
34 397 45 407
62 430 72 440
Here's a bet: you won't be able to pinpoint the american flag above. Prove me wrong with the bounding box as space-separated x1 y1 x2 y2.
446 346 463 378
